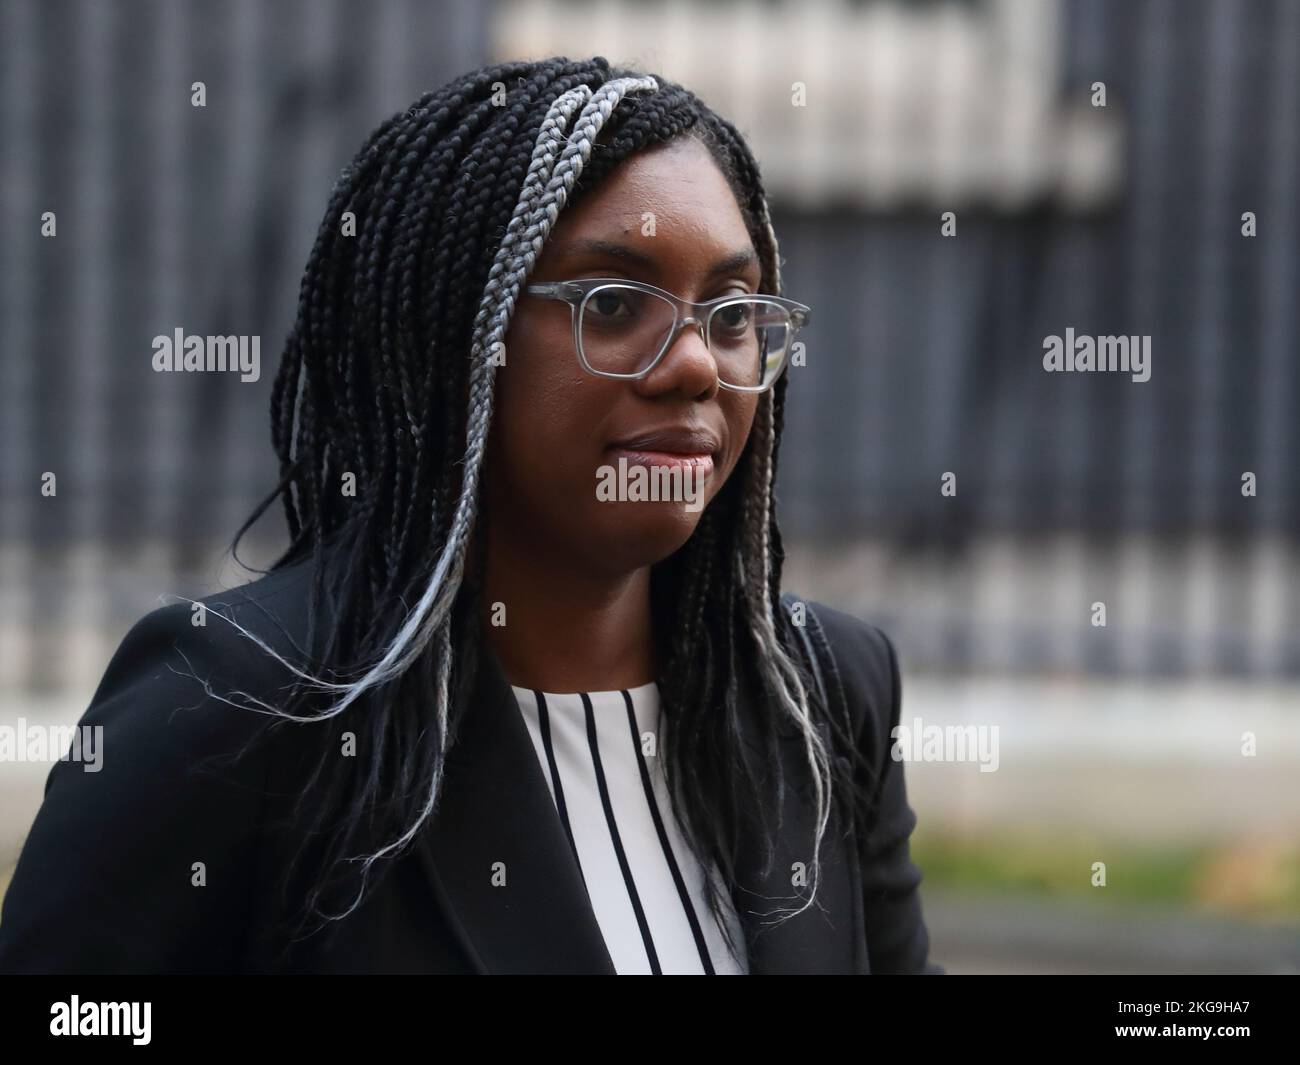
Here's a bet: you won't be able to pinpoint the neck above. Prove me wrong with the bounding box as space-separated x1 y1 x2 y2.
478 525 658 694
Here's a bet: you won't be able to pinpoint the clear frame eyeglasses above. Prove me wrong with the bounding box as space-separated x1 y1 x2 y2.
522 277 811 393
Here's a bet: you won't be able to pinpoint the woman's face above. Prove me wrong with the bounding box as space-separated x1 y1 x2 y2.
486 135 763 576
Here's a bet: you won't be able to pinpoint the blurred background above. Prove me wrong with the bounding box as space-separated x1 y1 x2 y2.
2 0 1298 973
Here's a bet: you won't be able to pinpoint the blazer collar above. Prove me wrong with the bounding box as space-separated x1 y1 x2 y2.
415 631 865 974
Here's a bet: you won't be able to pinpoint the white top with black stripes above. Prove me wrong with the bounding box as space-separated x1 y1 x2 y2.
510 680 749 975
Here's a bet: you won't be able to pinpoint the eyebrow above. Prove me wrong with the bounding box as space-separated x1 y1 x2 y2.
554 238 760 279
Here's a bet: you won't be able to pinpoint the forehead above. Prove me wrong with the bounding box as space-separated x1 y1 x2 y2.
543 136 758 270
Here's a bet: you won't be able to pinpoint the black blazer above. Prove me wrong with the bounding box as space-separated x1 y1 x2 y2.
0 553 940 975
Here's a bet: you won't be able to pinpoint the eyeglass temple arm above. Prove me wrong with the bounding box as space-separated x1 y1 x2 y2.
524 281 580 299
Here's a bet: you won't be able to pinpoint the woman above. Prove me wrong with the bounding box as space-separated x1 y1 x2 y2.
0 56 939 975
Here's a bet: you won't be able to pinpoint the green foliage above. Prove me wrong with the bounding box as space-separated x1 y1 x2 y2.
910 826 1300 919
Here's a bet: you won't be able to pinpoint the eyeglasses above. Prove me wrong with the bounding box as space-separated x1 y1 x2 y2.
522 277 811 393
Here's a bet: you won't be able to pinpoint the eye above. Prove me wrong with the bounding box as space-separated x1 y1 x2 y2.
588 289 636 318
712 301 753 332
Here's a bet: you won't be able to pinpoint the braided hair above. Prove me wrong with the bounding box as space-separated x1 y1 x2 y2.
226 55 880 964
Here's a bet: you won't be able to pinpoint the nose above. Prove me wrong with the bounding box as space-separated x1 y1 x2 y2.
633 315 719 401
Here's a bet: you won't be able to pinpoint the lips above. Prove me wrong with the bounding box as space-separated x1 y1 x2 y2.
607 426 722 457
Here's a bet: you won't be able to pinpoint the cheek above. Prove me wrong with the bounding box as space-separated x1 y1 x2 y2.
489 323 606 506
497 317 574 443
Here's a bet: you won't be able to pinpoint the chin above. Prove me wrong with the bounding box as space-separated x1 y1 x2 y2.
591 502 708 571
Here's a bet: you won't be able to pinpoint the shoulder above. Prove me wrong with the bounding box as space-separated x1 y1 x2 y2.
803 599 898 701
113 551 321 688
71 559 320 812
0 554 333 972
73 555 322 769
784 594 901 748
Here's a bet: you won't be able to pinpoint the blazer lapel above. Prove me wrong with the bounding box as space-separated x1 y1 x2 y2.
413 625 864 975
729 683 868 975
415 641 616 974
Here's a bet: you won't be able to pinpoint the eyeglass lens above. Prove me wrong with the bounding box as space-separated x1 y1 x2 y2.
579 285 791 388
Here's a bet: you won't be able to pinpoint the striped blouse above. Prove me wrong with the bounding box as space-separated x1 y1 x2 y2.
510 680 749 975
